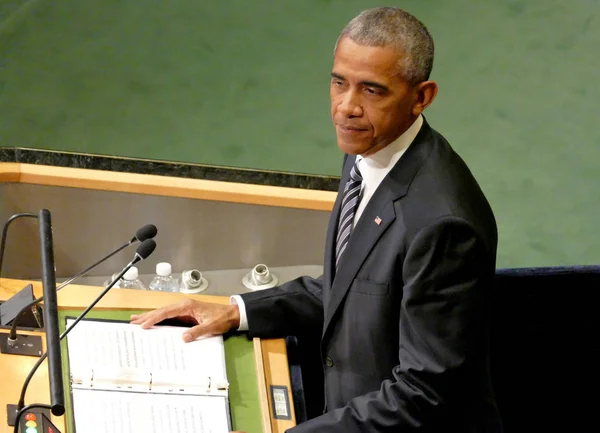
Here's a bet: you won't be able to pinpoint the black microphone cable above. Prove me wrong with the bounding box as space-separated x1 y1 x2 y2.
0 213 37 280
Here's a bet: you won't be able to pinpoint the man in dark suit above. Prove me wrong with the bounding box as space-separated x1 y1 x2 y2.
132 7 503 432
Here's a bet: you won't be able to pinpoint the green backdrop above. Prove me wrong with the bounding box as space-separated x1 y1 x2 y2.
1 0 599 267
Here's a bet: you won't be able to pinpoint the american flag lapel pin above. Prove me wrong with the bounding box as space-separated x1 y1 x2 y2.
374 216 382 225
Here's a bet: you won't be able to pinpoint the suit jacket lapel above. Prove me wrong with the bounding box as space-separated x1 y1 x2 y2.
322 183 400 336
322 119 436 338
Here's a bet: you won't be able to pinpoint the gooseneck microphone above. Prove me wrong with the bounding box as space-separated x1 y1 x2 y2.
37 209 65 418
57 238 157 341
54 223 157 291
13 239 157 432
6 224 158 342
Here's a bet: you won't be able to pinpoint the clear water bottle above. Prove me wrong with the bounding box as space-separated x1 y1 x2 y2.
103 272 122 288
119 266 146 290
148 262 179 292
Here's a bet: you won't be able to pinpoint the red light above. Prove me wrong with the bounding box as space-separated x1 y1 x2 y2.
25 413 37 421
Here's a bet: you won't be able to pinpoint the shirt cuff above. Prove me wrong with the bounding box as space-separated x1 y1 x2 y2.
230 295 249 331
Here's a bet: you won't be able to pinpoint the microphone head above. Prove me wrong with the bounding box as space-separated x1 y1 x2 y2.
135 239 156 260
134 224 158 242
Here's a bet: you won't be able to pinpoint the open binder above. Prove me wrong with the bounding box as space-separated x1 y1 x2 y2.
64 317 232 433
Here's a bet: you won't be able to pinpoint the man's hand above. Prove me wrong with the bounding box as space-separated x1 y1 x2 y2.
130 299 241 342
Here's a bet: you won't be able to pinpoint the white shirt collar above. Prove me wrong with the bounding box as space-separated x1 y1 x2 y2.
347 115 423 228
356 114 423 195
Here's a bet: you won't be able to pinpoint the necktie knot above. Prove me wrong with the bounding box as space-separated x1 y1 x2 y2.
349 162 362 182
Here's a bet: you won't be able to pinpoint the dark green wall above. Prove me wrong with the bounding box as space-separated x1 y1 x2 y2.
1 0 599 268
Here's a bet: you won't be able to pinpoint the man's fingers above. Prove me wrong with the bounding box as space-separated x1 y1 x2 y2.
130 310 151 321
130 312 148 323
182 312 232 342
182 323 211 342
131 301 195 328
131 300 232 340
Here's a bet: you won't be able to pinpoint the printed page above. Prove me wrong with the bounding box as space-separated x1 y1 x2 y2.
72 388 231 433
66 318 227 388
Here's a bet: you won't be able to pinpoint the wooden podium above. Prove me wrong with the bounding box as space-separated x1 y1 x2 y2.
0 161 330 432
0 278 296 433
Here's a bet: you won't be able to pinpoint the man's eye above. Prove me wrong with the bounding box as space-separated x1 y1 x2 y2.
365 87 377 94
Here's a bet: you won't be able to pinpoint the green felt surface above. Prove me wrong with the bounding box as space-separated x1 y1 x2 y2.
1 0 599 268
58 309 262 433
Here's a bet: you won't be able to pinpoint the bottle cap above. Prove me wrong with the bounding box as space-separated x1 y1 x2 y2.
156 262 172 277
123 266 138 281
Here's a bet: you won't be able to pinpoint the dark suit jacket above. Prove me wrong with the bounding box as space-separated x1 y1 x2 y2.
241 119 503 432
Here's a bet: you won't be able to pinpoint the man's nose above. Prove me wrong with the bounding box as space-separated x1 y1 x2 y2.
338 90 363 117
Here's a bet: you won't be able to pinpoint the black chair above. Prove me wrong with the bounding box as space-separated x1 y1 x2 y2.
491 265 600 432
287 265 600 431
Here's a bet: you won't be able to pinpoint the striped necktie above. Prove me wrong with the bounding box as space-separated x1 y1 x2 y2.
335 161 363 267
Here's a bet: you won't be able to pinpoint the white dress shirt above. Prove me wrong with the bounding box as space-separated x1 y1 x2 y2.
231 115 424 331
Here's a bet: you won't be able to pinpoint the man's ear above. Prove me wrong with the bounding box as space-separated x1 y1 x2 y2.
412 80 438 116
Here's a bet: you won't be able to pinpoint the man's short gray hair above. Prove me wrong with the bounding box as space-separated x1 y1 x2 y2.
336 7 434 86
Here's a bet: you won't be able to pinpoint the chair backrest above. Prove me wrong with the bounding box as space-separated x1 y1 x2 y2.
490 266 600 432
